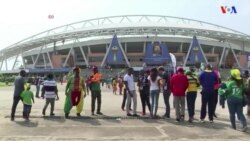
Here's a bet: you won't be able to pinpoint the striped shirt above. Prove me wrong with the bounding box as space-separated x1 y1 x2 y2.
42 80 58 99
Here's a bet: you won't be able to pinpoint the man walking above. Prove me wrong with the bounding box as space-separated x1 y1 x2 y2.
90 66 103 115
124 68 139 117
11 70 26 121
199 64 218 123
42 74 59 116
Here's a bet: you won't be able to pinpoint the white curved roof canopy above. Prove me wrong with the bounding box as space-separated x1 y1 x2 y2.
1 15 250 59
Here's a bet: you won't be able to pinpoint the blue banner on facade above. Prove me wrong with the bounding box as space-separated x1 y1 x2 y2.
186 36 207 64
247 53 250 61
106 35 125 65
144 42 172 65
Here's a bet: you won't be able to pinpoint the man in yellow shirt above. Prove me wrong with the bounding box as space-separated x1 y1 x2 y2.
186 68 199 123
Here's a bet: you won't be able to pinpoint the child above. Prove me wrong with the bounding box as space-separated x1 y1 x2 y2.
20 83 34 121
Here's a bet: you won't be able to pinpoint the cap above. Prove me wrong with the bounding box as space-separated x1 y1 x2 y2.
185 70 192 75
73 66 80 71
177 67 184 73
158 66 165 71
145 69 150 74
230 69 242 80
25 83 31 90
92 66 98 71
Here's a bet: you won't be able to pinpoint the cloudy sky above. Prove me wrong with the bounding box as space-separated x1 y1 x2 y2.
0 0 249 49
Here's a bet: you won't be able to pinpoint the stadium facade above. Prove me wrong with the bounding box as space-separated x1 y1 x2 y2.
1 15 250 73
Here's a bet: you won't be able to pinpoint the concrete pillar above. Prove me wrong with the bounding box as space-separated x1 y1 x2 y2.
211 46 215 54
125 43 127 53
143 42 146 53
88 46 91 54
43 53 47 69
180 43 183 52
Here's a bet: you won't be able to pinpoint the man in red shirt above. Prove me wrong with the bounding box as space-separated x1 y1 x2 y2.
170 67 189 122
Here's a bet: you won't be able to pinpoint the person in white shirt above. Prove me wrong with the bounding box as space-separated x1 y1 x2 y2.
123 68 139 117
148 68 161 118
41 74 59 116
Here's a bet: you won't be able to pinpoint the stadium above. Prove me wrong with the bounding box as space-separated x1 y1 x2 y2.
0 15 250 74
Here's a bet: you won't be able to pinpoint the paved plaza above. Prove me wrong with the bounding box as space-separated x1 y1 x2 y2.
0 84 250 141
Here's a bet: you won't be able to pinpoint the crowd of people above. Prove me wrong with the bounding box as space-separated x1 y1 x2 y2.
10 64 250 132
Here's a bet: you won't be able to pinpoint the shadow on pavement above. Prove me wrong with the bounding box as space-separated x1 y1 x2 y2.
160 117 229 130
67 116 102 126
15 120 38 127
42 116 66 123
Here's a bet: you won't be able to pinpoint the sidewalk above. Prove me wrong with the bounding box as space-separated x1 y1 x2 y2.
0 84 249 141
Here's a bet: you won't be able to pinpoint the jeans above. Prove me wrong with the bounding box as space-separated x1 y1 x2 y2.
122 89 131 110
163 90 171 117
200 90 214 121
213 89 218 115
174 96 185 119
227 97 247 128
11 96 22 119
150 90 160 116
139 88 151 114
23 104 32 119
43 98 55 115
36 85 40 97
126 90 137 115
186 92 197 118
91 91 102 113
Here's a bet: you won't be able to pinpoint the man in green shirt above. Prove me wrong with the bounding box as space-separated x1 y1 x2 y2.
20 83 34 121
218 69 247 132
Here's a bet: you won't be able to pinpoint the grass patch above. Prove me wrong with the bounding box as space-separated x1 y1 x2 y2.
0 82 13 87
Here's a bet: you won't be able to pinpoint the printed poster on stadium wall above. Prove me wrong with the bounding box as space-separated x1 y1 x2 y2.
106 35 126 65
185 36 207 65
144 42 172 65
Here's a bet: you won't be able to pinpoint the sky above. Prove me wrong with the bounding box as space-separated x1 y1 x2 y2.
0 0 250 50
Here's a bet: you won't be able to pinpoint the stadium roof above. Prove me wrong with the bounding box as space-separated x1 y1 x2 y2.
1 15 250 60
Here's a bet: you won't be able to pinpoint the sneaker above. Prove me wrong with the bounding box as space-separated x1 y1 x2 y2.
200 119 205 123
188 118 193 123
180 117 185 121
50 113 55 116
213 114 218 118
154 115 160 119
231 126 236 130
132 114 139 117
127 113 132 116
96 112 103 115
209 120 214 123
163 114 170 119
242 126 247 132
65 113 69 119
